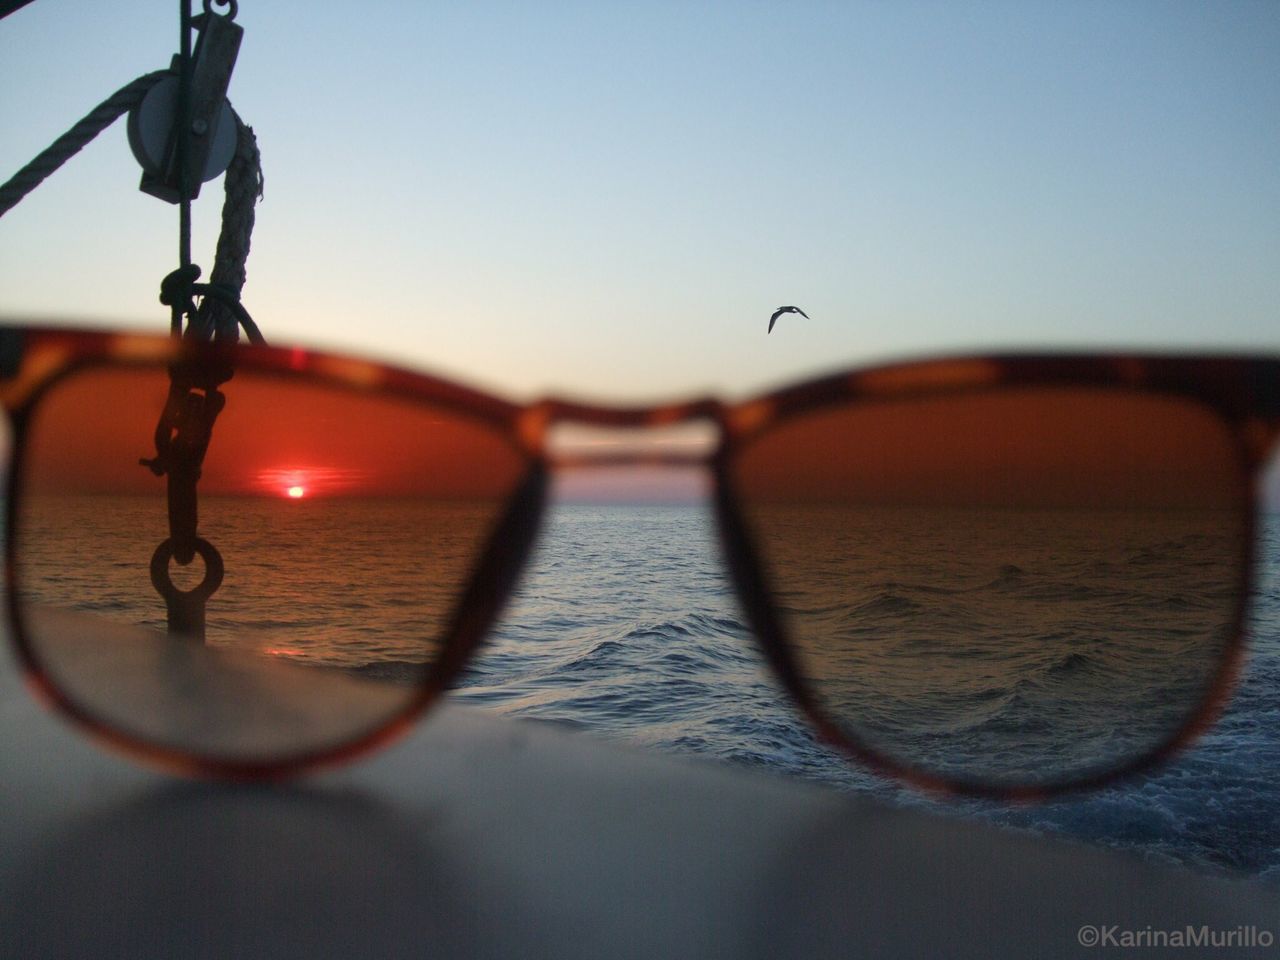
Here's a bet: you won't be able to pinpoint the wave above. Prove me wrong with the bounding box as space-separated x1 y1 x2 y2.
1044 650 1096 678
852 592 926 617
543 614 753 680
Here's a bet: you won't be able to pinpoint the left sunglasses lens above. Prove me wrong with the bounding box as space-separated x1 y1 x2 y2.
13 363 529 765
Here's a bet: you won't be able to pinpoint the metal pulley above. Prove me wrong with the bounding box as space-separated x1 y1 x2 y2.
127 4 242 203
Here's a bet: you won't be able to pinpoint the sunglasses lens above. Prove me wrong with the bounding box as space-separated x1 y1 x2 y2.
14 364 528 764
731 386 1248 788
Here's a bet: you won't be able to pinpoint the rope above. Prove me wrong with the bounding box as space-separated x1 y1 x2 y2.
188 111 265 345
0 70 169 219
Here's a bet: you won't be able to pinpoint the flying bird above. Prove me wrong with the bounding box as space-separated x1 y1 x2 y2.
768 305 808 334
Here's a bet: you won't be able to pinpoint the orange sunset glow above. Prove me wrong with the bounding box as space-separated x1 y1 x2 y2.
734 388 1241 511
22 366 529 501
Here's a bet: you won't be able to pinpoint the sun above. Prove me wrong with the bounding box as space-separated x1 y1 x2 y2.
287 486 306 499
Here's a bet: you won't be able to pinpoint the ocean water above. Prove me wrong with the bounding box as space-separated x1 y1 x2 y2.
13 494 1280 883
460 501 1280 883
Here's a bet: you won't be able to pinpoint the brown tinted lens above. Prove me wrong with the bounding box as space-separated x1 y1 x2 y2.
732 387 1248 789
15 364 527 763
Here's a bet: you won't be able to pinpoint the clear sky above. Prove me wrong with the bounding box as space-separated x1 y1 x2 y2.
2 1 1277 403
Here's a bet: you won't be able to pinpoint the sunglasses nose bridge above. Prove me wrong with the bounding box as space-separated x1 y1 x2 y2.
546 426 719 469
539 401 725 469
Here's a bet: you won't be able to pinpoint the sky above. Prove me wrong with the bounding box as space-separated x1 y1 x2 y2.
1 1 1278 406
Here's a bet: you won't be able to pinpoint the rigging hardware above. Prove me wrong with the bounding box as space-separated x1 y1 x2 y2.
134 0 256 642
128 2 242 203
1 0 263 643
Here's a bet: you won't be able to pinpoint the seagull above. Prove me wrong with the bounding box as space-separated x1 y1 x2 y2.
768 305 809 334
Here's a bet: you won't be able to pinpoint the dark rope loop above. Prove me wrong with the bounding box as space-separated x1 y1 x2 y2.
193 283 267 345
159 264 202 339
159 264 203 308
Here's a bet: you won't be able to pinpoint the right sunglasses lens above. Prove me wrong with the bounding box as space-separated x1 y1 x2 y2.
731 386 1249 789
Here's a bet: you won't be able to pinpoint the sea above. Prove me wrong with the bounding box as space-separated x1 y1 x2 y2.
456 500 1280 885
14 492 1280 884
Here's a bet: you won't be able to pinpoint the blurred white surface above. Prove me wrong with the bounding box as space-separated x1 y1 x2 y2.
0 634 1275 960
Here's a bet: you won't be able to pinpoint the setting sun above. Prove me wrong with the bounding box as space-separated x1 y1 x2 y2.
287 486 305 499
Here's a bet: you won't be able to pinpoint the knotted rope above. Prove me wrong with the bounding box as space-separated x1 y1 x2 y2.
0 71 265 345
171 110 266 346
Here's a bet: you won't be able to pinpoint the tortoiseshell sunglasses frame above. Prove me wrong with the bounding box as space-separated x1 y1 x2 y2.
3 325 1278 798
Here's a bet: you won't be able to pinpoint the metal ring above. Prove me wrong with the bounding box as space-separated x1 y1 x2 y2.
150 538 225 602
202 0 239 20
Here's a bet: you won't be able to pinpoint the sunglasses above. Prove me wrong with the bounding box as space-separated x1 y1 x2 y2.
3 325 1276 797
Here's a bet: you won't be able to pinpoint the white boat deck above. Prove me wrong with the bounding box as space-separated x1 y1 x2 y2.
1 638 1274 959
